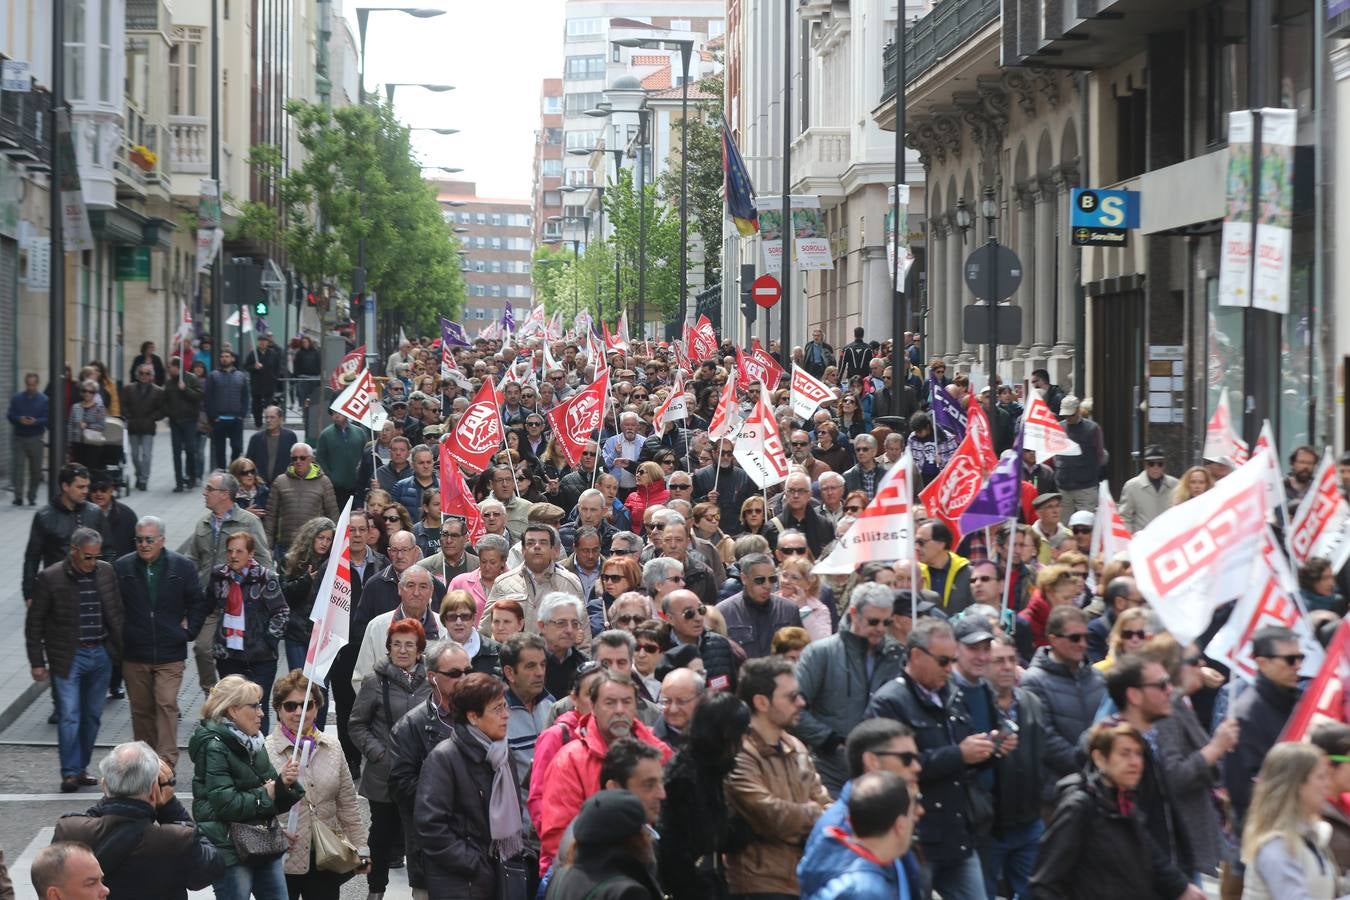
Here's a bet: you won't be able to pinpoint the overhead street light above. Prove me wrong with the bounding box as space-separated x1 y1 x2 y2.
410 127 460 135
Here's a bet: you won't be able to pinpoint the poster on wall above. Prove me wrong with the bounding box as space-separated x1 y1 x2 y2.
1216 110 1254 309
757 195 834 273
1253 108 1296 315
887 183 914 288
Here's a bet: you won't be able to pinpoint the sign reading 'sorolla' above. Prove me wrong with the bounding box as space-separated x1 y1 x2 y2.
442 380 505 473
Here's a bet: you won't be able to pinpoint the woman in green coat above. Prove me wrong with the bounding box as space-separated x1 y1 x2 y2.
189 674 305 900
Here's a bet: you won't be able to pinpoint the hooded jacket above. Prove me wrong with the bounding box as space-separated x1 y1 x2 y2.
545 843 665 900
1019 645 1106 796
264 463 339 547
187 718 304 867
919 552 974 614
798 779 924 900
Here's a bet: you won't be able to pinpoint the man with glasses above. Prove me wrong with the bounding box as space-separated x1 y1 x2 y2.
556 441 601 513
120 363 165 491
968 560 1005 608
1226 625 1304 833
641 556 687 609
1066 510 1095 554
482 463 532 541
483 523 584 630
794 582 905 794
816 471 848 523
244 404 297 485
27 527 123 792
264 441 338 566
114 515 209 766
654 667 705 752
417 517 479 581
535 592 590 704
1119 445 1178 533
1101 655 1194 878
663 589 739 692
844 434 884 501
562 528 604 615
392 443 439 515
353 565 442 690
559 489 617 555
865 618 992 900
692 438 755 535
716 553 800 659
983 634 1048 900
765 472 835 557
1019 605 1105 797
785 430 829 480
547 368 574 401
183 470 271 693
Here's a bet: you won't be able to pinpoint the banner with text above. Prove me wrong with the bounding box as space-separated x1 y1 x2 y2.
1254 108 1296 314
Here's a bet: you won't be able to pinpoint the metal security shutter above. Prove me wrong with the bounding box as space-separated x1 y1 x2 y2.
0 237 15 483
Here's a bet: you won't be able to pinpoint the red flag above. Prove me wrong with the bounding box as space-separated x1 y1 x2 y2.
918 431 987 545
1281 620 1350 743
328 345 366 391
692 315 719 361
737 346 784 390
442 380 506 474
545 369 610 467
965 394 999 475
439 446 486 545
707 369 741 442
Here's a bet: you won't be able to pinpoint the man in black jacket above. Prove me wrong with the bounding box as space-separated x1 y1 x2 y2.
692 440 755 536
204 346 250 470
242 333 284 428
802 327 836 378
838 327 872 382
1225 625 1303 831
985 633 1047 900
663 589 739 693
53 740 224 899
865 617 1006 900
244 404 297 485
114 515 210 766
23 464 109 603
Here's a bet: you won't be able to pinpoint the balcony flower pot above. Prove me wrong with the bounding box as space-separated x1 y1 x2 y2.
129 145 158 172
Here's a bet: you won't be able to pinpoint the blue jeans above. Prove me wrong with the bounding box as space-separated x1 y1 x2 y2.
982 819 1045 900
212 857 288 900
212 417 244 470
283 639 328 731
217 657 279 735
169 419 200 487
128 433 154 483
53 646 111 777
931 849 989 900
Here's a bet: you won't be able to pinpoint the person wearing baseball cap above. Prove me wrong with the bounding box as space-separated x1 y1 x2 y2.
1067 510 1094 554
1118 444 1177 533
1030 493 1071 561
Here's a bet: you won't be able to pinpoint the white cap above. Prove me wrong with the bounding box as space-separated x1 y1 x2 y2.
1068 510 1095 528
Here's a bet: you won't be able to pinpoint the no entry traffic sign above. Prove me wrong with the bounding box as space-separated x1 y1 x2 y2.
753 274 782 308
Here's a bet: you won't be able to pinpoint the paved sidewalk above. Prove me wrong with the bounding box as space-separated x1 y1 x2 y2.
0 420 268 732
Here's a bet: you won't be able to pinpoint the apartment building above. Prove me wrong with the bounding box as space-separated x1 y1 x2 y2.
435 179 534 326
533 77 564 248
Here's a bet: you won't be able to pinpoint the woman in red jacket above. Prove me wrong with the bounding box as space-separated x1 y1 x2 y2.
624 461 670 535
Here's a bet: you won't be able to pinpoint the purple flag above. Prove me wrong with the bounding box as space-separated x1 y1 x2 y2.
440 316 470 348
929 372 967 440
502 302 515 331
959 447 1023 533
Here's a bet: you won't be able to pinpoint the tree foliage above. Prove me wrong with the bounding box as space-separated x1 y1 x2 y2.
233 99 464 335
658 75 725 291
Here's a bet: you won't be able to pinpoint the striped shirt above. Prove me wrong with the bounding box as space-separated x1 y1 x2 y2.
75 571 105 644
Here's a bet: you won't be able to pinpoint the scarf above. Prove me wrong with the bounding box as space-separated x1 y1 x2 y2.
279 721 318 761
222 575 246 651
466 723 524 861
224 721 267 756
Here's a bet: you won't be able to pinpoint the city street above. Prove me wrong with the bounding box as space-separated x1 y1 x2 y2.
0 422 413 898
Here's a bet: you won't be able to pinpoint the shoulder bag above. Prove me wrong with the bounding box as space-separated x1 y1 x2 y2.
311 801 361 874
229 819 288 862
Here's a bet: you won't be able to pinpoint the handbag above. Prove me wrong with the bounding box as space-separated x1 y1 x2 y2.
496 851 535 900
228 819 289 862
311 810 361 874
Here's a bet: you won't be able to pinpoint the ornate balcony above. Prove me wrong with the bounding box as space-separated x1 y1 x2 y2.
882 0 1000 100
791 126 851 202
0 83 52 170
168 115 209 175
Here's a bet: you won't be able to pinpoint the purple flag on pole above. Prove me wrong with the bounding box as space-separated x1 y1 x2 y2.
440 316 470 348
929 372 967 440
502 302 515 331
959 447 1024 533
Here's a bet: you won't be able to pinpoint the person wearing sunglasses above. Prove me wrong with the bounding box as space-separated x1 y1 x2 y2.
227 455 270 521
1117 444 1179 533
662 589 740 692
264 442 339 569
716 553 801 661
1086 575 1146 665
1093 607 1155 674
864 617 994 900
692 438 757 536
1019 605 1107 797
792 582 905 794
437 590 501 677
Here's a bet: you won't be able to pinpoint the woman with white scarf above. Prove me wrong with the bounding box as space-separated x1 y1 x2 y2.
417 672 529 900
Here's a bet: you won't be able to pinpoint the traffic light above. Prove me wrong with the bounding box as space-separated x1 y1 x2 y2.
306 291 320 307
351 293 365 314
254 299 269 317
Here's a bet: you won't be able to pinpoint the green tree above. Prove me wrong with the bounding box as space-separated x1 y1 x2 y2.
234 99 465 335
659 74 725 292
603 168 681 331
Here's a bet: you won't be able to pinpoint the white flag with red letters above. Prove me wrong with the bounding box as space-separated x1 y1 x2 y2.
733 392 789 488
789 365 835 422
813 450 916 575
1021 393 1081 464
1286 447 1350 570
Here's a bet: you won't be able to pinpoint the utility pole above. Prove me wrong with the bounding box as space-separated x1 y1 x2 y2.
891 8 908 396
780 0 793 363
209 0 223 366
48 0 67 494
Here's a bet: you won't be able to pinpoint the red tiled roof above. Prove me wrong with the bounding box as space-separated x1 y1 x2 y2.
641 66 672 90
632 54 669 66
647 83 720 101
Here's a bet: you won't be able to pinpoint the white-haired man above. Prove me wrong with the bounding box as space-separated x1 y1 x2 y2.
352 560 442 690
537 592 590 699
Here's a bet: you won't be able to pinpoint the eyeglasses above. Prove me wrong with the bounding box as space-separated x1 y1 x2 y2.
637 642 662 654
434 666 470 679
133 535 161 544
1259 653 1306 666
844 505 863 514
779 546 808 556
1052 632 1088 643
383 515 402 523
158 777 176 788
862 616 893 628
1071 526 1093 535
601 573 627 583
239 468 256 476
679 605 707 620
613 613 644 625
912 645 956 667
78 552 100 561
80 389 96 395
669 483 692 491
751 574 780 586
790 440 810 447
1182 655 1205 667
547 618 584 630
1120 629 1148 641
443 612 474 623
1141 678 1172 692
872 750 920 767
970 575 996 583
291 455 311 462
279 700 316 713
1145 460 1166 467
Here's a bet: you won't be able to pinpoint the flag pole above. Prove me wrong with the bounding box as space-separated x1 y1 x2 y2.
1001 517 1017 625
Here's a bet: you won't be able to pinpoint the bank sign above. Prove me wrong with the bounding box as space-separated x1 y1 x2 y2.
1070 188 1141 247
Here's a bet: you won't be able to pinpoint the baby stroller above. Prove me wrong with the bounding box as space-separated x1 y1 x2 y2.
70 416 129 497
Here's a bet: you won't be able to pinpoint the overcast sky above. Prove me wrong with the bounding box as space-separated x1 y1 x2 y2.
342 1 565 200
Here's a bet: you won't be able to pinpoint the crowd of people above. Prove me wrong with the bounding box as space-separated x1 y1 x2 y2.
17 322 1350 900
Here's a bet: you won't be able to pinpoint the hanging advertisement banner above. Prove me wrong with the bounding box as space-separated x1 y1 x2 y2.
55 109 94 252
757 195 833 273
887 184 914 288
195 178 223 274
1216 110 1254 308
1253 108 1296 314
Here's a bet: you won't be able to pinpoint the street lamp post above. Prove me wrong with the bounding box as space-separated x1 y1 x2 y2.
602 79 649 336
890 5 908 400
979 186 999 421
48 0 67 491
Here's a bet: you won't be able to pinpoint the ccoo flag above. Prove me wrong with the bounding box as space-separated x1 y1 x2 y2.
723 124 759 237
304 499 355 683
